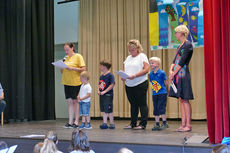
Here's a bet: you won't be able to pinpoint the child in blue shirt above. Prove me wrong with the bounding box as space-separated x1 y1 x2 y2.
98 60 115 129
149 57 169 131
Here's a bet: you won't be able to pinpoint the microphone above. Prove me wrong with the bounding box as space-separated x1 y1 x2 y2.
63 55 67 62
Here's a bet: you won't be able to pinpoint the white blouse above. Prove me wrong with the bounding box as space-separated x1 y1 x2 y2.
124 53 149 87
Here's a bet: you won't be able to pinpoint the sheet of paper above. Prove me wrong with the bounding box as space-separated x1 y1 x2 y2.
0 145 17 153
116 70 130 79
171 82 177 93
52 60 68 69
20 134 45 138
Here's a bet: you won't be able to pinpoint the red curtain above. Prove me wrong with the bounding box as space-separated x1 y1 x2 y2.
204 0 230 144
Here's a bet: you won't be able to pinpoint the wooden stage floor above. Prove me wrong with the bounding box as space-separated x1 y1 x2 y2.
0 119 211 148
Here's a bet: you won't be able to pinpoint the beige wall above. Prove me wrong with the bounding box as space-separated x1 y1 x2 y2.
78 0 206 119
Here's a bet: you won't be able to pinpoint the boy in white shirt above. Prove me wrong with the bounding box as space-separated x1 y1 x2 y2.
78 71 92 129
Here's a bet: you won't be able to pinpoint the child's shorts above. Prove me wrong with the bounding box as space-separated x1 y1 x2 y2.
100 94 113 113
152 93 167 116
79 101 91 116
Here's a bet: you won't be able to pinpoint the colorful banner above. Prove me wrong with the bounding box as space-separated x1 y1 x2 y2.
188 1 199 42
158 3 169 46
149 0 203 50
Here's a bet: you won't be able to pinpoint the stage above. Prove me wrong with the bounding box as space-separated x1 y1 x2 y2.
0 119 212 153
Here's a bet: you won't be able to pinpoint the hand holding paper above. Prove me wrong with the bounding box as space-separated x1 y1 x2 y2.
52 60 68 69
116 70 130 79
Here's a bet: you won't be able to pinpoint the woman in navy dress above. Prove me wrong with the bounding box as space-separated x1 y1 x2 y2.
169 25 194 132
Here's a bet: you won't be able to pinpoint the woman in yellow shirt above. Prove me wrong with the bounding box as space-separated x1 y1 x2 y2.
62 43 86 128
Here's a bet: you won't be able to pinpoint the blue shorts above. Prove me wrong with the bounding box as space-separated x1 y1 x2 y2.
0 100 6 113
79 102 91 116
152 94 167 116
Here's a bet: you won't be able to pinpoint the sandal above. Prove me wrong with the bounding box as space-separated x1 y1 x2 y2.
178 126 192 132
133 125 145 130
176 126 185 132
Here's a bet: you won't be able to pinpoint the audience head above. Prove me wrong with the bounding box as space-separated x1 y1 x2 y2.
33 142 43 153
0 141 8 150
70 129 91 152
40 139 58 153
212 144 230 153
118 148 133 153
45 131 58 144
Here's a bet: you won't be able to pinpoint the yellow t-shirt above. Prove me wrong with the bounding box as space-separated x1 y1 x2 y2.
62 53 86 86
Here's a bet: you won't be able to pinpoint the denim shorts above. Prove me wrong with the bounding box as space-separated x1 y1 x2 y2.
152 93 167 116
79 101 91 116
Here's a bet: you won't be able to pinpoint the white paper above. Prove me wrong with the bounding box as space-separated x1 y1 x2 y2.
0 145 17 153
52 60 68 69
116 70 130 79
20 134 45 138
171 82 177 93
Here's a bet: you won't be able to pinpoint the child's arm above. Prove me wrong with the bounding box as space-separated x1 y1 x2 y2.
0 91 4 100
164 80 168 93
100 83 115 95
97 85 101 95
79 93 91 101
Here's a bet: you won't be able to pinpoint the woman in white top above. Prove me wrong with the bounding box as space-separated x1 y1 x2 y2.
123 39 149 130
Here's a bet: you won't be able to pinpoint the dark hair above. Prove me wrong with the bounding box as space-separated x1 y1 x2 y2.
100 59 112 69
212 144 230 153
69 129 90 152
0 141 8 150
64 42 75 52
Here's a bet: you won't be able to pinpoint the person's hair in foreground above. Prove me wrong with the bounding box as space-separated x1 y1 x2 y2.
69 129 91 152
212 144 230 153
118 148 133 153
0 141 8 150
33 142 43 153
40 139 58 153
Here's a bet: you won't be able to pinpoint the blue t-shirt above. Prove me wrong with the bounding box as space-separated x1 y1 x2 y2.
99 72 115 95
149 69 167 95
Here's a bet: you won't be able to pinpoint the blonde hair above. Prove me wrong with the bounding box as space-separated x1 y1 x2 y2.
175 25 189 38
80 71 90 80
40 139 58 153
45 131 58 144
33 142 43 153
212 144 230 153
118 148 133 153
127 39 143 53
149 57 161 65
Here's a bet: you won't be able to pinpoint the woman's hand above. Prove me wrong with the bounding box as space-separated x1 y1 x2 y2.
169 72 174 82
127 75 135 80
121 78 126 81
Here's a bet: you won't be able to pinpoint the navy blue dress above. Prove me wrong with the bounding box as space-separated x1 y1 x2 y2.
169 41 194 100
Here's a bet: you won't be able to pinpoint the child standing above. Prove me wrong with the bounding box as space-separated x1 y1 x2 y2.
149 57 169 131
78 71 92 129
98 60 115 129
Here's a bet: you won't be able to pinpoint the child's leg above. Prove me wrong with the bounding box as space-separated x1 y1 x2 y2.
155 116 160 125
102 112 108 123
67 98 74 125
162 114 167 122
108 113 114 124
73 99 80 125
86 115 91 123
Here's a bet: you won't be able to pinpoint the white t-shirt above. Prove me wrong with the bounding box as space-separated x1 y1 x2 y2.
124 53 149 87
70 150 95 153
79 83 92 102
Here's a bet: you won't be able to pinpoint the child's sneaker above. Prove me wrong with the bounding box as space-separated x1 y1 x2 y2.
152 124 161 131
109 124 115 129
100 123 108 129
79 123 85 129
160 123 169 130
85 123 92 129
64 123 73 129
